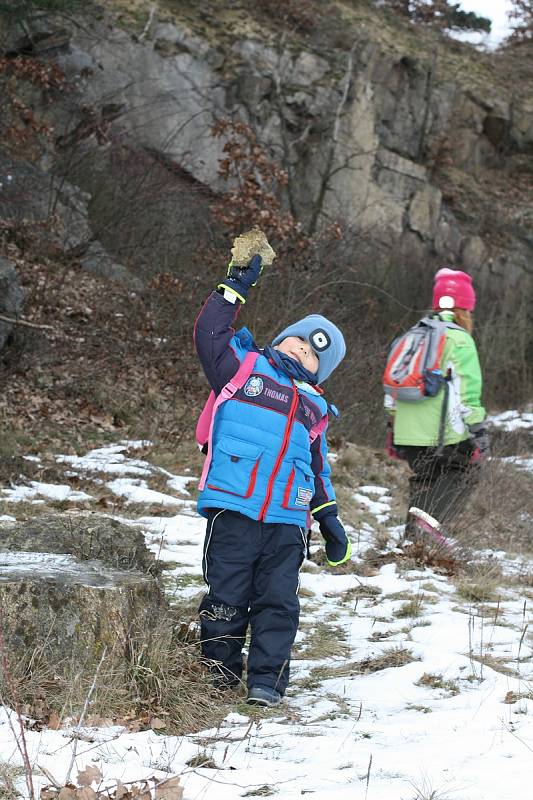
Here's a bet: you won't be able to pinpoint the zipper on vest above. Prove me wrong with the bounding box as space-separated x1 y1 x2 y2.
259 383 299 521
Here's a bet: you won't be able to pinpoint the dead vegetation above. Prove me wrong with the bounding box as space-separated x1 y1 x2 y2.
40 768 184 800
308 645 418 683
0 613 233 736
415 672 460 696
0 762 24 800
293 621 351 660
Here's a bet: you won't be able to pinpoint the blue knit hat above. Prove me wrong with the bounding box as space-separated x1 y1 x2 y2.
272 314 346 384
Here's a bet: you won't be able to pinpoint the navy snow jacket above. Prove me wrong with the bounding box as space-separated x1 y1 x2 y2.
194 291 337 526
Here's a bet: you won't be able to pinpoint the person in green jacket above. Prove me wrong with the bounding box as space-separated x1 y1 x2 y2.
386 268 489 539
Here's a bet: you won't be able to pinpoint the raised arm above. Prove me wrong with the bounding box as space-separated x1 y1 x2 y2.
194 254 263 394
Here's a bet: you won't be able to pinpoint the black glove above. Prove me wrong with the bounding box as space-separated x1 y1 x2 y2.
218 254 263 304
318 514 351 566
469 423 490 462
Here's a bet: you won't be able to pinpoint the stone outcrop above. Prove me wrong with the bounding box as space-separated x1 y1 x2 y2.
0 515 165 667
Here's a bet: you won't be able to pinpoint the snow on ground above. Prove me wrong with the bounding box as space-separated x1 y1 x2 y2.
353 485 392 524
489 408 533 477
487 408 533 432
1 438 533 800
1 482 93 503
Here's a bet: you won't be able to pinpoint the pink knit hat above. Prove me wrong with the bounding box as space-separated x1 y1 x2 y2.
432 268 476 312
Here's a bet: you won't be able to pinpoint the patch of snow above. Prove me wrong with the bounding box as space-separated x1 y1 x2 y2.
502 456 533 474
488 409 533 432
166 475 197 495
106 479 193 507
1 482 93 503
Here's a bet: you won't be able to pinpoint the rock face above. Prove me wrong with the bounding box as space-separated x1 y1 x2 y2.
0 515 165 667
34 5 529 302
2 4 532 303
0 151 91 253
0 258 24 350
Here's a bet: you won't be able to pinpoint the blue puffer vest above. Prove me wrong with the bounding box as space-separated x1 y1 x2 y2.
197 333 331 526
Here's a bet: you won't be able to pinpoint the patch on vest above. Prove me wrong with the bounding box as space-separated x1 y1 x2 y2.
244 376 263 397
296 487 313 506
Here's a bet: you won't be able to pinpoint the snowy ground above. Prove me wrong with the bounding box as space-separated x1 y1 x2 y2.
1 413 533 800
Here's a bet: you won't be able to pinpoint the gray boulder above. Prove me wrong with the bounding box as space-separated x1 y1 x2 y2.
0 515 166 668
0 551 163 662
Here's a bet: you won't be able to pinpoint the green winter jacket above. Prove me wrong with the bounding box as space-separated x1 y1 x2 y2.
388 312 486 447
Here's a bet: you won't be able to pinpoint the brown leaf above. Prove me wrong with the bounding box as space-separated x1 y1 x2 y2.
76 766 102 787
58 787 77 800
503 690 518 704
154 777 183 800
114 781 128 800
75 788 97 800
150 717 166 730
129 784 151 800
41 790 58 800
48 711 61 730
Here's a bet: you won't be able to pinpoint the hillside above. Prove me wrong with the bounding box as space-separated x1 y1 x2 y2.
1 1 532 457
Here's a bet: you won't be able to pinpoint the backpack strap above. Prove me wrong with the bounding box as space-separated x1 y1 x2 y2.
198 350 260 491
309 414 328 444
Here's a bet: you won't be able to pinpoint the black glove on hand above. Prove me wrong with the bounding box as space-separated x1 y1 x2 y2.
218 254 263 304
469 423 490 462
319 514 351 566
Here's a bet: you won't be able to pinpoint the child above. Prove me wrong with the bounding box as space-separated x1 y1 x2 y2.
386 268 489 541
194 251 350 707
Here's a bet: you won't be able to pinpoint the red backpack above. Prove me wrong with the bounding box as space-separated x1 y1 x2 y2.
382 315 457 402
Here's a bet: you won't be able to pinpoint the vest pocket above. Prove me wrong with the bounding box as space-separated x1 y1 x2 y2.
207 437 263 498
282 459 314 510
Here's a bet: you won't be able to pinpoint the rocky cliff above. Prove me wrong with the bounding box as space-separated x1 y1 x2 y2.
5 1 531 282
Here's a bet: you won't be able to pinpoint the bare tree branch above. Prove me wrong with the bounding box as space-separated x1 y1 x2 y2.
0 314 54 331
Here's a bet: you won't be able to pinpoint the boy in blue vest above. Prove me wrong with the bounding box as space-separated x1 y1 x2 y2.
194 253 350 707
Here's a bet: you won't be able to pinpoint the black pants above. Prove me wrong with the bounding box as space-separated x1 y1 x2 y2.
396 440 479 535
199 509 306 695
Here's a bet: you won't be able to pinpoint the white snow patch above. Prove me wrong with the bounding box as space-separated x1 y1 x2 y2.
1 482 92 503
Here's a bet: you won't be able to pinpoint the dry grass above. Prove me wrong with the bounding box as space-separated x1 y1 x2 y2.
415 672 460 696
467 654 520 678
308 646 418 682
339 584 382 602
293 621 350 661
0 762 24 800
454 564 503 603
455 581 501 604
393 597 425 619
0 612 229 735
451 458 533 557
407 775 457 800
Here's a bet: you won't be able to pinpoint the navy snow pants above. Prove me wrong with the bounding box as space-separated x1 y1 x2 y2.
199 509 306 695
